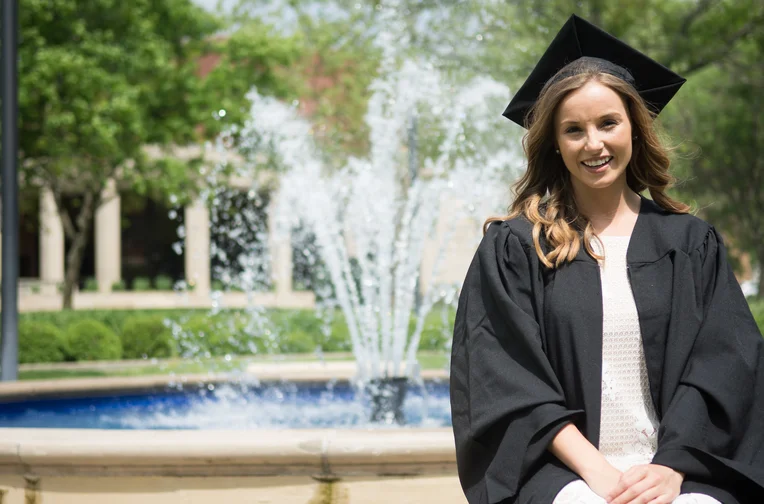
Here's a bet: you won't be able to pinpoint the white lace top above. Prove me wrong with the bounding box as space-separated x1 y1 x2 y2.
552 236 720 504
594 235 659 472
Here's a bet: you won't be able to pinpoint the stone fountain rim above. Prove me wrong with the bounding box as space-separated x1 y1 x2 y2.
0 426 456 478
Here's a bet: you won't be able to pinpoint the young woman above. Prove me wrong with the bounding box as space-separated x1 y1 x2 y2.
450 15 764 504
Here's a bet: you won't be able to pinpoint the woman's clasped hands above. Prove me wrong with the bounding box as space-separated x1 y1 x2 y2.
604 464 684 504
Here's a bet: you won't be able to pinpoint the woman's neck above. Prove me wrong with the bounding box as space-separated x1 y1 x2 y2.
572 183 641 236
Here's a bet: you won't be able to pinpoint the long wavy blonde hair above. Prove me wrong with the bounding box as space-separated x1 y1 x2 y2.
487 59 689 268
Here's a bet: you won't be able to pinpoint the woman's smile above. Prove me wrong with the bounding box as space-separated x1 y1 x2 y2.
581 155 614 173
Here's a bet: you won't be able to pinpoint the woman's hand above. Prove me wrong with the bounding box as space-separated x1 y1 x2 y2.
581 462 623 499
605 464 684 504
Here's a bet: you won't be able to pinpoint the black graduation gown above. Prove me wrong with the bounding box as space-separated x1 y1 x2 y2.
450 196 764 504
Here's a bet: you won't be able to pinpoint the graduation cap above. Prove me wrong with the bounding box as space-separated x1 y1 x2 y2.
503 14 686 128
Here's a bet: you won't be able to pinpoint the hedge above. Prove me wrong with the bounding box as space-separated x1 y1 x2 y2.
64 320 122 361
121 315 175 359
175 313 246 358
19 321 66 364
16 307 455 363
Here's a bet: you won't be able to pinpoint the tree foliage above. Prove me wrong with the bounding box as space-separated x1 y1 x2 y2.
664 33 764 293
372 0 764 88
232 0 382 160
16 0 302 307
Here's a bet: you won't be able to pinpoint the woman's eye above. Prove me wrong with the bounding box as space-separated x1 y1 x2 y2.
565 126 581 134
602 120 618 128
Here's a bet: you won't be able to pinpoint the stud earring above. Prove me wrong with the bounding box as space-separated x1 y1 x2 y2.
633 135 638 140
555 149 560 154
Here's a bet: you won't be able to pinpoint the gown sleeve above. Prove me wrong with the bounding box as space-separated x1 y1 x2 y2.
651 226 764 497
450 221 584 504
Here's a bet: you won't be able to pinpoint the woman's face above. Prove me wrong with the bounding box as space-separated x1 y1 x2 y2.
554 80 633 193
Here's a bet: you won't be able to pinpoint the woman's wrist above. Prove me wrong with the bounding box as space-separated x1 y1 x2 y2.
548 423 613 480
579 457 618 484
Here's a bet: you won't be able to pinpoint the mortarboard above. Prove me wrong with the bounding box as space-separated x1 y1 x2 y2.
503 14 686 128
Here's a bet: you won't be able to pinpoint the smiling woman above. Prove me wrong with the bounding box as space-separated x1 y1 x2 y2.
452 14 764 504
554 81 633 195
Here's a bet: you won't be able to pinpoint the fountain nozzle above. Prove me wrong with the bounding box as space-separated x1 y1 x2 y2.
367 377 408 425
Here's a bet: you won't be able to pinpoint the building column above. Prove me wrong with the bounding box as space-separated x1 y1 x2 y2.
268 192 293 296
95 179 121 292
39 188 65 295
184 198 211 296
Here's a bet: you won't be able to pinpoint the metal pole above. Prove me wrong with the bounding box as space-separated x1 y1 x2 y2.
1 0 19 381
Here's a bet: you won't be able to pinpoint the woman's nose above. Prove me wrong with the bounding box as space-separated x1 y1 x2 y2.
584 132 604 151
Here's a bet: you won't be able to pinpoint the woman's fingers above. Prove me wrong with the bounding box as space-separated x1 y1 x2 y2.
606 466 648 502
609 472 656 504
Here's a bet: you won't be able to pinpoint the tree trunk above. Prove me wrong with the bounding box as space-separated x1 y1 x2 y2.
60 190 99 310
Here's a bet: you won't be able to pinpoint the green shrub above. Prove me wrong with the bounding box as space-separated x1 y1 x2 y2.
21 309 209 342
290 311 323 332
205 315 248 356
132 277 152 291
280 329 317 353
121 315 176 359
418 327 451 350
18 321 65 364
211 279 225 292
83 277 99 292
173 314 246 357
111 280 126 292
750 298 764 334
171 315 211 357
319 317 352 352
64 320 122 361
154 275 174 291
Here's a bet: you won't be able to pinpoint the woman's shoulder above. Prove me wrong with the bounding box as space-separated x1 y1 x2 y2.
639 197 715 255
484 214 536 249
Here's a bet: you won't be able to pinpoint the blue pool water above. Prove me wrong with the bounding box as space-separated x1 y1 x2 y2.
0 380 451 429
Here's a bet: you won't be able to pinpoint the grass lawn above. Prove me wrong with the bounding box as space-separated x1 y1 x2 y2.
17 351 450 381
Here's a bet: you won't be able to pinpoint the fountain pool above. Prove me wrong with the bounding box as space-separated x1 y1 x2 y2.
0 380 450 430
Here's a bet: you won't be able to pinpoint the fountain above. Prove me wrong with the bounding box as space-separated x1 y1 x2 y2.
0 62 518 432
204 56 518 424
125 0 524 426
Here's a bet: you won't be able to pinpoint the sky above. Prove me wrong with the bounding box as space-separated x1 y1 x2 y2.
192 0 236 13
190 0 354 36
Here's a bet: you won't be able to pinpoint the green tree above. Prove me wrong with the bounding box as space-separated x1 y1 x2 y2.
232 0 381 161
664 35 764 295
375 0 763 93
18 0 301 308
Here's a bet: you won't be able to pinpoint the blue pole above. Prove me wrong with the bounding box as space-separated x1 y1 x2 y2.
1 0 19 381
